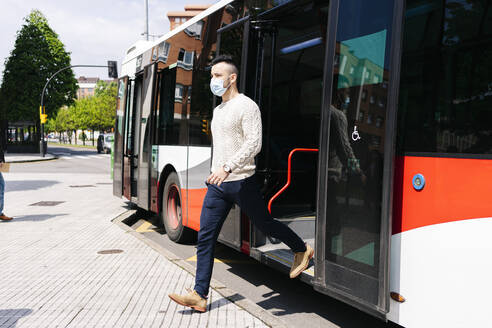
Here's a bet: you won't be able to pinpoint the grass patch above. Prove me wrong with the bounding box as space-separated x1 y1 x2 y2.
48 141 97 149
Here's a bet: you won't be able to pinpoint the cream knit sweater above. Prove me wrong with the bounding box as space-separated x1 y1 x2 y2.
210 93 262 182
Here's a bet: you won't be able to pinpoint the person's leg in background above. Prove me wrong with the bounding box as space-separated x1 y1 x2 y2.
0 172 4 215
0 172 10 221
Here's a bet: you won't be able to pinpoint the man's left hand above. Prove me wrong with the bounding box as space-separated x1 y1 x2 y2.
207 168 229 186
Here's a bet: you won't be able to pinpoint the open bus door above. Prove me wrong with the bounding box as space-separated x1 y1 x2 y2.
123 73 141 201
136 63 157 210
312 0 403 319
114 76 129 198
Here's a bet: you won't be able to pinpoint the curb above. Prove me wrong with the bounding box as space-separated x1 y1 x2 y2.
112 210 288 328
6 154 59 164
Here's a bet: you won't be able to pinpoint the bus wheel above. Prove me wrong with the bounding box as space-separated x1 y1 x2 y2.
161 172 194 243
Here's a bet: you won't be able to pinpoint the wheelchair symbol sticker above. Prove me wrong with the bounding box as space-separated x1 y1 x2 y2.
352 126 361 141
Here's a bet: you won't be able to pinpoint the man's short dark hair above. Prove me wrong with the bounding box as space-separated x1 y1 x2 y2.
211 55 239 76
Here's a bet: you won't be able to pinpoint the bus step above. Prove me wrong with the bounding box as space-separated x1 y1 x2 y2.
250 240 315 282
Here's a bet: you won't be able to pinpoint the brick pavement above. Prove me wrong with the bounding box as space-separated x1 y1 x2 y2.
0 172 269 327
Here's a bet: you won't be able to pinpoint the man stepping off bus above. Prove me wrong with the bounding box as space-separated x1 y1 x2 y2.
169 55 314 313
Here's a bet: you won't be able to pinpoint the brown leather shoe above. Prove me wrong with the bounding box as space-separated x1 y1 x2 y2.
0 214 12 221
169 288 207 312
290 243 314 278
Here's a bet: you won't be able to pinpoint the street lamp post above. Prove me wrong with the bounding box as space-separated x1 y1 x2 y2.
39 62 118 157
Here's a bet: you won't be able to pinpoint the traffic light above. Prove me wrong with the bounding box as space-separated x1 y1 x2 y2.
108 61 118 79
39 106 47 123
201 119 210 135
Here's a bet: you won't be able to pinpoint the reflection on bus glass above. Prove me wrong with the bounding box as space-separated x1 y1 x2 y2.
338 30 387 89
398 0 492 155
326 0 394 300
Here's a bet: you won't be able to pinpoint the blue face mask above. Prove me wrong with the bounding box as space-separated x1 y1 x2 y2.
210 76 230 97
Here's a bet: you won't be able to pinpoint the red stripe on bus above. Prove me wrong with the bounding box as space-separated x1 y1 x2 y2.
181 187 207 232
392 156 492 234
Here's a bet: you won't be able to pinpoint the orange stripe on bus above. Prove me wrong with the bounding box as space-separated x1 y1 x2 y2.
392 156 492 234
181 187 207 231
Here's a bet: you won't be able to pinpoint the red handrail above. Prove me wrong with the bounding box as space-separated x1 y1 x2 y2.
267 148 319 214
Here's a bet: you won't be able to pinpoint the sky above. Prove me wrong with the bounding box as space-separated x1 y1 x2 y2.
0 0 217 82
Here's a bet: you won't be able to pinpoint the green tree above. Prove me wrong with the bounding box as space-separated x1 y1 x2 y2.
0 10 77 128
55 106 75 144
74 97 91 145
94 80 117 132
45 117 56 134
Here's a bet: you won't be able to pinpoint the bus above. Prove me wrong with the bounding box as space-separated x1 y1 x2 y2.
112 0 492 326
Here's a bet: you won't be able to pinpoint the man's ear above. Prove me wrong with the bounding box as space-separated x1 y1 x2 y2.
230 73 238 84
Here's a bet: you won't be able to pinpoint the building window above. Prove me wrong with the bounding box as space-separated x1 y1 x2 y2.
158 41 171 62
369 95 375 104
177 48 193 70
136 55 143 71
185 20 204 39
362 89 367 101
364 68 372 82
358 111 365 122
375 116 383 128
175 84 183 102
367 113 373 125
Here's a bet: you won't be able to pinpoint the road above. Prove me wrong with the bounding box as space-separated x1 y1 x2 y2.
10 145 112 175
7 145 402 328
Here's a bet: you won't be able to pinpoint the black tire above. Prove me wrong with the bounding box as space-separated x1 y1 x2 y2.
160 172 195 243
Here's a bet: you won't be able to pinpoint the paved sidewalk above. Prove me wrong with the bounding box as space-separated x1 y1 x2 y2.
0 172 269 327
4 153 56 163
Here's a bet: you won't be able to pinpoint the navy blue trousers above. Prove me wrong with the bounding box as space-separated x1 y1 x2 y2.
194 174 306 299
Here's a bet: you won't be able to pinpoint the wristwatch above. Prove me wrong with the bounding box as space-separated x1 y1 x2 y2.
223 164 232 173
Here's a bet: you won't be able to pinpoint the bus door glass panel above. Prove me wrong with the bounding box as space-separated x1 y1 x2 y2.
123 80 135 200
213 19 250 250
321 0 397 315
254 1 329 248
131 75 143 198
114 76 128 198
137 64 157 210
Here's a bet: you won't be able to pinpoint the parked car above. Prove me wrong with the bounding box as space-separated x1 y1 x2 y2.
97 133 113 154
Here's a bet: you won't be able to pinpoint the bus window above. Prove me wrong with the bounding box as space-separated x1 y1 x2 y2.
155 66 179 145
398 0 492 156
